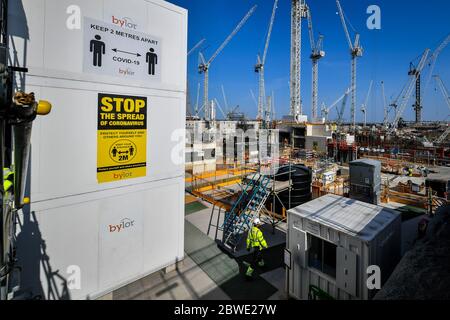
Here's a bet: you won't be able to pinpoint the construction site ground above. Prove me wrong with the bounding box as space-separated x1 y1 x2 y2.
108 188 428 300
111 195 288 300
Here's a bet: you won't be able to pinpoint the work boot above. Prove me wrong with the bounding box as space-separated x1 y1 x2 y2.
245 266 254 277
258 259 265 267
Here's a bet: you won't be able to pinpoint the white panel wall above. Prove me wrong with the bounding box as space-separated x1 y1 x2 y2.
10 0 187 300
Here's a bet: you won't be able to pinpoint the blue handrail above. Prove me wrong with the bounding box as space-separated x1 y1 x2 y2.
222 174 272 249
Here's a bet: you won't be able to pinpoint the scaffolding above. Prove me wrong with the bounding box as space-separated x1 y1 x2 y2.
204 162 295 252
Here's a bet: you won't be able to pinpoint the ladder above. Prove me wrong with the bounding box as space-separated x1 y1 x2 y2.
220 172 272 251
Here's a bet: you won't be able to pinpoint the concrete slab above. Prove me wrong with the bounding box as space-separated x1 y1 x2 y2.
185 204 224 241
113 195 287 301
260 267 285 292
113 255 230 300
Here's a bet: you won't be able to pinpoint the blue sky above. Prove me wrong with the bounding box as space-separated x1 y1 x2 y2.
169 0 450 122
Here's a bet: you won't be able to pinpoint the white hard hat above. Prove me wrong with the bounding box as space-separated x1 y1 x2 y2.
253 217 261 225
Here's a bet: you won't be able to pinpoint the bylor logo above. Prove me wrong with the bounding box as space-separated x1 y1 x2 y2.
113 171 132 180
109 218 135 233
112 16 137 29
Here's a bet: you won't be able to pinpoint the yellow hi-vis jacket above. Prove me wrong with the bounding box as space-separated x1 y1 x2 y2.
247 226 268 250
3 168 13 192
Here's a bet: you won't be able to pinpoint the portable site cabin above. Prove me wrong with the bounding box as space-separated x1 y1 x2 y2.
287 194 401 300
9 0 187 299
349 159 381 205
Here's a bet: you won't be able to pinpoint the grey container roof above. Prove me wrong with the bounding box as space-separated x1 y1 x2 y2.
288 194 400 242
350 159 381 168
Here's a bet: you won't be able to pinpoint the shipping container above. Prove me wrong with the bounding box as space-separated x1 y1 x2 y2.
9 0 187 299
286 194 401 300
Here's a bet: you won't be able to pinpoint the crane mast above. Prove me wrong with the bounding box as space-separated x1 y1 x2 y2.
382 81 388 126
306 2 325 121
199 5 257 120
336 0 362 130
290 0 308 121
361 80 373 127
266 95 272 124
195 82 201 116
255 0 278 121
389 49 430 133
409 61 423 124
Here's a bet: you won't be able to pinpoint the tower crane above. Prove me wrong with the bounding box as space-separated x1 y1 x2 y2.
213 98 227 120
265 95 272 124
194 82 201 117
290 0 308 121
271 91 276 121
321 88 350 122
388 81 408 120
435 126 450 145
188 39 206 56
389 49 430 134
320 102 327 119
424 34 450 92
336 0 363 130
433 75 450 144
382 81 388 126
199 5 257 120
410 34 450 124
337 89 350 126
434 75 450 112
255 0 278 121
250 89 258 109
408 59 423 124
186 39 206 117
221 85 229 113
360 80 373 127
306 2 325 121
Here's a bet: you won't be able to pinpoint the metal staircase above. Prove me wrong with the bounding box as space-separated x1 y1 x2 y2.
220 172 271 251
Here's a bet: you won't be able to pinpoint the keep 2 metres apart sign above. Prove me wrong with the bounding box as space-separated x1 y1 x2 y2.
83 17 161 82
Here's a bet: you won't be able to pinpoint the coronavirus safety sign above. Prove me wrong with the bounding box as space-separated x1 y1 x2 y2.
97 93 147 183
84 17 161 81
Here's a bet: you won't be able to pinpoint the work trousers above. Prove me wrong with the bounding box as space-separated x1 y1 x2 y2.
250 247 263 269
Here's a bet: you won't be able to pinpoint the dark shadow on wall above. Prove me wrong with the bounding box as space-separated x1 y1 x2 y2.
12 152 71 300
14 210 71 300
5 1 70 300
8 0 29 90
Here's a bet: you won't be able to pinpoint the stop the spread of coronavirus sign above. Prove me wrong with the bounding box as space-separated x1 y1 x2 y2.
97 93 147 183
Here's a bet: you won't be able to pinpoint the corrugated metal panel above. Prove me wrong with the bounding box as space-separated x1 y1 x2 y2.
336 247 357 296
288 194 399 242
288 195 402 300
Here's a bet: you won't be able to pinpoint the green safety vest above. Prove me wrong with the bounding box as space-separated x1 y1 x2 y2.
246 226 268 250
3 168 13 191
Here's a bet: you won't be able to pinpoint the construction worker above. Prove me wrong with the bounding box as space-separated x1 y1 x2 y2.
244 217 268 278
3 168 13 192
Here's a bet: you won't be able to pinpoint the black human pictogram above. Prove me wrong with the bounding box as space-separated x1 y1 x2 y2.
112 146 118 157
146 48 158 75
129 146 135 156
90 35 106 67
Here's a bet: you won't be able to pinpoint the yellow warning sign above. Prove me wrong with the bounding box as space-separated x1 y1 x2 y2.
97 93 147 183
